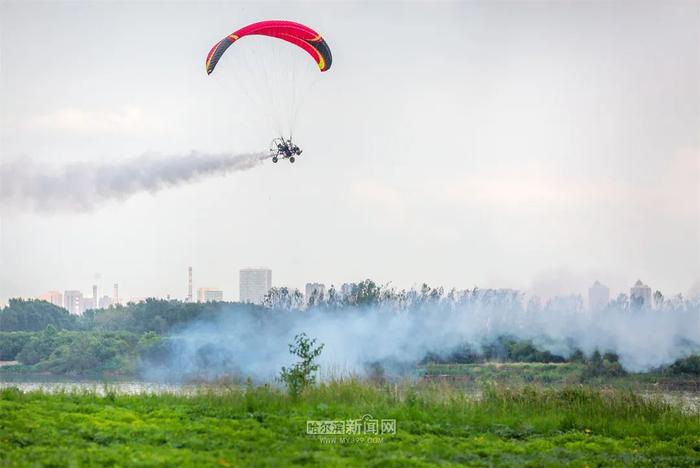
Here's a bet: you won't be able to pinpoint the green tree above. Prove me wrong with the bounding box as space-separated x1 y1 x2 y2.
46 334 101 374
581 349 626 380
0 299 76 332
668 354 700 375
653 290 664 309
343 279 382 306
16 326 61 365
279 333 324 398
264 287 304 310
0 332 33 360
570 349 586 363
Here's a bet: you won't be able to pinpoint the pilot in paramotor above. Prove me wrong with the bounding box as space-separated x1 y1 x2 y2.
270 138 302 163
205 20 332 165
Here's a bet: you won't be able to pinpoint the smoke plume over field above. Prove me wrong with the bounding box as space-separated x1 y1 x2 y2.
0 151 268 212
142 290 700 382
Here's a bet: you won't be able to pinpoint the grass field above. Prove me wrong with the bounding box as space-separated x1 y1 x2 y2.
420 362 700 391
2 381 699 466
420 362 585 386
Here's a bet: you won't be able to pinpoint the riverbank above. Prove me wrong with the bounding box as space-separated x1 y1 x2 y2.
2 381 699 466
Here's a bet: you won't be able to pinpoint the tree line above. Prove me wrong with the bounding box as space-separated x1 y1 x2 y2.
1 280 699 377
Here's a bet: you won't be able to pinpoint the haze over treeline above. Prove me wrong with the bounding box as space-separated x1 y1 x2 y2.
134 281 700 379
2 280 699 380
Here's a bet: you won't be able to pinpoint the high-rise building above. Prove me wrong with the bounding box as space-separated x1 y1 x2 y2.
187 267 193 302
305 283 326 306
240 268 272 304
40 291 63 308
98 295 113 309
588 281 609 313
197 287 224 303
630 279 652 309
82 297 95 311
92 285 98 307
113 283 119 306
63 290 84 315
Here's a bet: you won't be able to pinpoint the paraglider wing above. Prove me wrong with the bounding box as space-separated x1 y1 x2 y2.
206 20 332 75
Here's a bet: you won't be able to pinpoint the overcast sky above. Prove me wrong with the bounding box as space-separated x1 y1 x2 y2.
1 1 698 303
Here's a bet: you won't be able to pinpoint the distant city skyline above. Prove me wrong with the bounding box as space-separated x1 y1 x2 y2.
17 260 700 310
25 272 691 315
12 266 700 308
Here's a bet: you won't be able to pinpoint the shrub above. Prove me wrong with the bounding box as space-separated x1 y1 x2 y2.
667 355 700 375
279 333 324 398
0 332 33 360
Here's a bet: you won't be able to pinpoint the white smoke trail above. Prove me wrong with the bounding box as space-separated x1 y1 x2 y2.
0 151 269 212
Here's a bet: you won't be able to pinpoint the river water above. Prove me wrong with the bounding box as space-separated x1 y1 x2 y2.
0 380 204 395
1 376 699 414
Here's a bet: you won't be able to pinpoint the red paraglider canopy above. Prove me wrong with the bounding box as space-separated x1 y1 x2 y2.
206 20 332 75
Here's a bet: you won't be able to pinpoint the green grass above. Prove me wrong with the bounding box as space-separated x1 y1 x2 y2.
421 362 585 385
420 362 700 391
1 382 699 466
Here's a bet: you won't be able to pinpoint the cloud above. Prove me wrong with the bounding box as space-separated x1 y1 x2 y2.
33 106 158 134
654 146 699 218
441 173 575 208
434 147 699 218
350 179 404 211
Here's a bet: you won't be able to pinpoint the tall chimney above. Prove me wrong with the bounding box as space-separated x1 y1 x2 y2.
187 267 193 302
113 283 119 305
